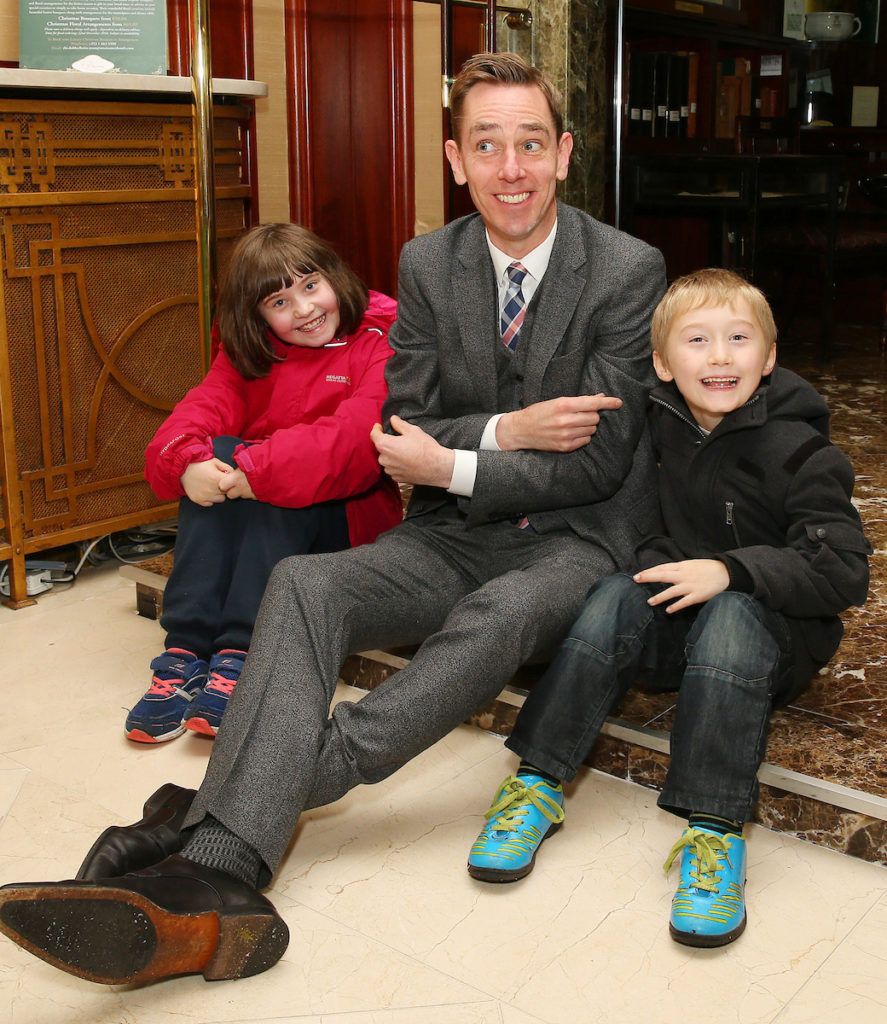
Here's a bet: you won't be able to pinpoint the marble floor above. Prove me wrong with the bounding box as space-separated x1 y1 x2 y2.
2 563 887 1024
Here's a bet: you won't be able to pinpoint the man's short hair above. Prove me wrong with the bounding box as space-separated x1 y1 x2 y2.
651 268 778 354
449 51 564 143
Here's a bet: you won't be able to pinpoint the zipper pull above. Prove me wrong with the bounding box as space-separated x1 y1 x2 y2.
725 500 734 526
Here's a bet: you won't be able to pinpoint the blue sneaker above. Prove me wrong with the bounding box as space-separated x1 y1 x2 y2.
664 826 747 947
183 649 247 737
467 772 564 882
124 649 208 744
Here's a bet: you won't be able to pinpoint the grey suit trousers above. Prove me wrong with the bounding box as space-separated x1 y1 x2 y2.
184 512 614 879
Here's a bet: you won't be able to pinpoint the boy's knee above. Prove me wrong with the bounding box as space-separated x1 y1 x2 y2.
687 593 779 677
570 573 649 638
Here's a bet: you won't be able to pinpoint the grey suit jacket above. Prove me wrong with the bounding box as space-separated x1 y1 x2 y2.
383 202 667 567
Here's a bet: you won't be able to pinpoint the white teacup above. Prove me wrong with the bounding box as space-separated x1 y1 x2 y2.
805 11 862 41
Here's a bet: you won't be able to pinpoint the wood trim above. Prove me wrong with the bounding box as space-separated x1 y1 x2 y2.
167 0 190 76
239 0 259 224
286 0 313 227
389 0 415 257
0 98 250 117
2 187 252 208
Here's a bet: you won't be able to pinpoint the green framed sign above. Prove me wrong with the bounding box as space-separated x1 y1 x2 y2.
20 1 168 75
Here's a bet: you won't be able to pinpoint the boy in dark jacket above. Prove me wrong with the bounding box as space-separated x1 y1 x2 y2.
466 268 871 947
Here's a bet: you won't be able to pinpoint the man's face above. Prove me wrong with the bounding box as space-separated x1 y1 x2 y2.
444 83 573 258
653 299 776 432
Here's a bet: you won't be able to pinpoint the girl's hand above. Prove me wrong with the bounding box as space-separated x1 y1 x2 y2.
219 468 256 500
371 417 455 487
633 559 730 614
181 459 231 506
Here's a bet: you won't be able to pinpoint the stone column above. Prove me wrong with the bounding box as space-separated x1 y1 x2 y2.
528 0 609 218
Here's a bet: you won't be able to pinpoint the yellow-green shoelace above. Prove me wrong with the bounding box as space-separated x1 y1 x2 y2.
484 775 565 832
663 827 736 892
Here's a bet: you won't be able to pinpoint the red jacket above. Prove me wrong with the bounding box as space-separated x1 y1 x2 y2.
145 291 403 547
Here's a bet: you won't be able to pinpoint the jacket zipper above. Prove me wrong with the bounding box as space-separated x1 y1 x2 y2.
649 395 708 438
650 391 762 438
725 500 741 546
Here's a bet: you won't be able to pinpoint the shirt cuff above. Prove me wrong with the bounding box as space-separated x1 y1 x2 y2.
480 414 504 451
448 449 478 496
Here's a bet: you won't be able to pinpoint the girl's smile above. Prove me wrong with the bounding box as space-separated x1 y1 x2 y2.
258 273 341 348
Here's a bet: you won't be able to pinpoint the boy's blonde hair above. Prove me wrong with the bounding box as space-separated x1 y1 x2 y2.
651 268 777 355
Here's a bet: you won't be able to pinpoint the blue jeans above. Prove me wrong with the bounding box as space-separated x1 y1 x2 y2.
507 573 796 823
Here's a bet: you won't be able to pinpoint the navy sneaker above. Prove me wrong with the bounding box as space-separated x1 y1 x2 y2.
183 649 247 737
124 649 209 744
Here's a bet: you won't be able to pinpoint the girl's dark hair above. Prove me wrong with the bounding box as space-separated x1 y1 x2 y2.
216 223 369 379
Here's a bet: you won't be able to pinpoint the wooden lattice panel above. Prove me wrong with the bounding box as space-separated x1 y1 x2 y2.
0 98 252 605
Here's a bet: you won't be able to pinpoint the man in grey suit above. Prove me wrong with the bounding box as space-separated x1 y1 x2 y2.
0 52 665 987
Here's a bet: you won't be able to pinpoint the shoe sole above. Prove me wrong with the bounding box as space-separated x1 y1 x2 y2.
669 913 747 948
467 822 562 883
0 885 289 985
184 716 219 737
125 723 187 744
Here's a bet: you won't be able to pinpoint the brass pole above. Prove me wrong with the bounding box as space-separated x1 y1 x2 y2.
190 0 216 369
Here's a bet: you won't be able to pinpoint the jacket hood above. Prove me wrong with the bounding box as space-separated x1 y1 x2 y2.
362 290 398 334
650 364 830 439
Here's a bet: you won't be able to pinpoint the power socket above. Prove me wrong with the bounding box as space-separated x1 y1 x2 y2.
0 560 67 598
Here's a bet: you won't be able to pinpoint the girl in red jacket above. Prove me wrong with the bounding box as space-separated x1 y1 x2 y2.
127 223 402 743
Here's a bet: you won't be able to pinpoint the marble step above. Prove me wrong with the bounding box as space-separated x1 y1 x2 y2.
119 556 887 867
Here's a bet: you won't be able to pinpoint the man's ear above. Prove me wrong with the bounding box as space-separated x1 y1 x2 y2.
652 349 673 382
444 139 467 185
763 342 777 376
556 132 573 182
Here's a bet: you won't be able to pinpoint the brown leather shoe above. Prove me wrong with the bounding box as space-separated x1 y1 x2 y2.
76 783 196 880
0 854 288 985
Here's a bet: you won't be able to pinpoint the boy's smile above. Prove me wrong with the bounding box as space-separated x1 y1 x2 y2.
258 273 340 348
653 298 776 431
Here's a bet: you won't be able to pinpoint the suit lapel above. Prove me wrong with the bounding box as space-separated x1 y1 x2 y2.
523 205 587 400
452 218 499 411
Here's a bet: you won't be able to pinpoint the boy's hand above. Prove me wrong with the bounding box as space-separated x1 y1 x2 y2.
496 394 623 452
218 468 256 500
634 559 730 613
180 458 230 506
371 417 455 487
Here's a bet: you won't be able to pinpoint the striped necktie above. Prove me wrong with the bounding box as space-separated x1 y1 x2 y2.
500 261 528 351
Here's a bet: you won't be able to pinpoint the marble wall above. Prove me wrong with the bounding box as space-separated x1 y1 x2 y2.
528 0 609 218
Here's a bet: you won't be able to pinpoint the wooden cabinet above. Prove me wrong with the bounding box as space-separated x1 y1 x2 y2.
0 75 258 606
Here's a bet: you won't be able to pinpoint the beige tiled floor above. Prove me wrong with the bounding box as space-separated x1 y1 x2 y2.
1 565 886 1024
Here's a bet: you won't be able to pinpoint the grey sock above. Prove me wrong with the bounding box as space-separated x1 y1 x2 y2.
181 815 263 888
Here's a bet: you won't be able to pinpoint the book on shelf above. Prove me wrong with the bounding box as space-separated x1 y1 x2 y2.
624 44 700 142
715 57 752 139
667 54 689 138
654 51 671 138
686 50 699 138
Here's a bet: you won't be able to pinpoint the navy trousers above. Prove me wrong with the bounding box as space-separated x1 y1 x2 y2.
160 436 349 657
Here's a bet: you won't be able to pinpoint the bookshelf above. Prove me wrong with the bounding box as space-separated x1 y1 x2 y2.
618 4 794 156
